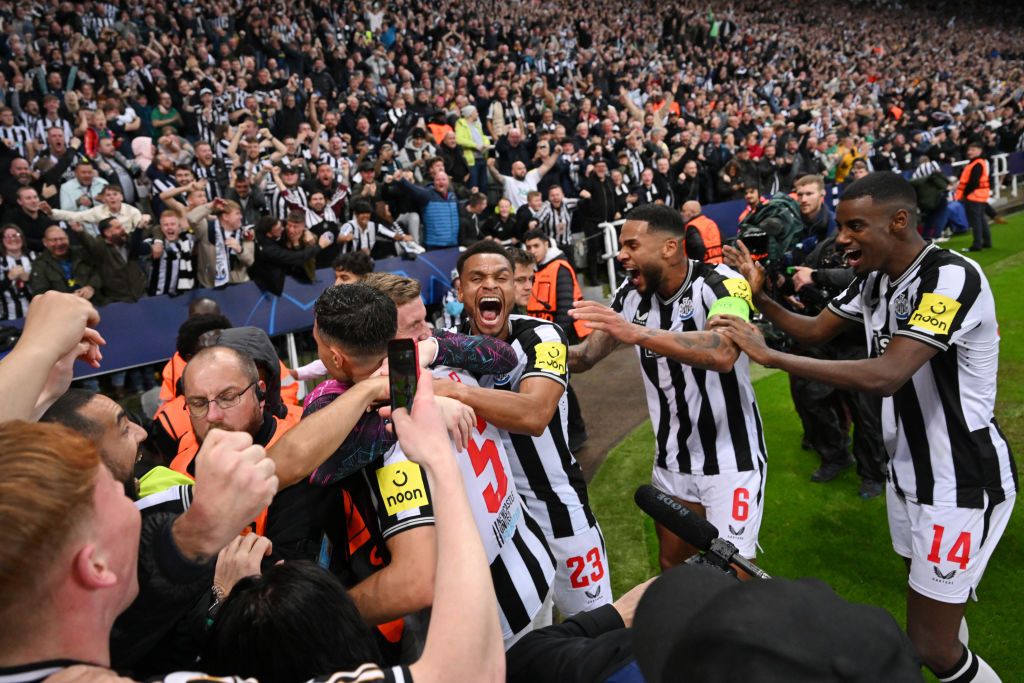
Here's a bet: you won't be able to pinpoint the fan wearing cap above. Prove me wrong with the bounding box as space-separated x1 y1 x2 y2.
568 203 767 574
352 160 382 201
714 173 1015 682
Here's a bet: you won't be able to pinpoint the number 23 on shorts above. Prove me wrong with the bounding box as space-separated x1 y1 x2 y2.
567 547 605 589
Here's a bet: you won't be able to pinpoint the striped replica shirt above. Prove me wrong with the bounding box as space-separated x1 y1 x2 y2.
34 116 73 145
391 367 555 642
337 219 407 254
537 198 578 246
828 244 1017 508
146 236 195 296
0 124 33 156
271 183 309 219
611 261 768 476
0 254 33 320
191 160 223 200
475 315 598 540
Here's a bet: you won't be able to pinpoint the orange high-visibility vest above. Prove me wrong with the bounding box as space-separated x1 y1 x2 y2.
166 404 302 535
738 198 768 224
956 158 990 203
686 214 723 264
527 257 591 338
160 354 298 407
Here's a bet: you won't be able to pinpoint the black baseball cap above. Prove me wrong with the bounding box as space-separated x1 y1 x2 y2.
633 564 922 683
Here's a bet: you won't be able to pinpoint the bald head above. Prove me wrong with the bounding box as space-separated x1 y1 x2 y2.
182 346 264 443
188 297 222 318
681 201 702 222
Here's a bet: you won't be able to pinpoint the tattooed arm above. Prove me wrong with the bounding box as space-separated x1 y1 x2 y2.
569 300 739 373
568 328 622 373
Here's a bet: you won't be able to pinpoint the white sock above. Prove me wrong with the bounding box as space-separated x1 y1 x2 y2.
937 648 1002 683
959 617 969 647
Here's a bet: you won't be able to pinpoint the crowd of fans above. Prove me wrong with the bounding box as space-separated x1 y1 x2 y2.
2 0 1024 320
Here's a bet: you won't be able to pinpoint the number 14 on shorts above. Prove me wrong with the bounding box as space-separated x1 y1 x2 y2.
928 524 971 570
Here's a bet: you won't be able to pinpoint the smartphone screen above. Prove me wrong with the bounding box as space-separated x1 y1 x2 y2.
388 338 419 413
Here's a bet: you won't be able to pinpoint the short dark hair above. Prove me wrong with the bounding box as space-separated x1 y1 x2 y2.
332 251 374 276
176 313 233 359
256 216 279 236
97 217 117 234
350 198 373 216
467 192 487 209
202 561 380 683
285 211 305 225
625 203 686 238
39 389 101 440
839 171 918 226
314 284 396 358
506 246 535 270
457 239 514 276
522 229 548 244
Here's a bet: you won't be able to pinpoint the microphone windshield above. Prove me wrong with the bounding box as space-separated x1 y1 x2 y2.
634 484 719 551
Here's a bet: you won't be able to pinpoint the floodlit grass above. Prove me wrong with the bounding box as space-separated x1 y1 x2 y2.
589 215 1024 678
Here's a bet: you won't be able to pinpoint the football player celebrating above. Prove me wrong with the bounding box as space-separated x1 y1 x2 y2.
568 203 768 573
713 172 1015 683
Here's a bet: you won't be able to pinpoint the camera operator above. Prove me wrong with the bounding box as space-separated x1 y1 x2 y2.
775 228 887 498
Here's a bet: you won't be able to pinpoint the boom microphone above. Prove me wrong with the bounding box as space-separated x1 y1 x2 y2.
634 485 771 580
634 484 718 551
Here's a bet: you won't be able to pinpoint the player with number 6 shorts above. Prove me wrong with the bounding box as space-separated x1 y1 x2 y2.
435 241 611 619
568 204 768 571
712 173 1016 682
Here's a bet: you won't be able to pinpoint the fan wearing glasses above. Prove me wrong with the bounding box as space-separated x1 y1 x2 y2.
174 346 278 476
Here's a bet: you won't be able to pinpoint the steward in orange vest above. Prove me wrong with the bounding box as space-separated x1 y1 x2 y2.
685 213 723 264
956 143 993 251
523 231 591 343
956 154 990 203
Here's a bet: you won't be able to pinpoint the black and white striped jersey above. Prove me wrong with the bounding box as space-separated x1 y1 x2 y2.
475 315 597 540
537 199 578 245
0 124 33 156
828 244 1017 508
34 116 73 145
191 161 223 199
146 236 195 296
337 219 406 254
0 254 33 320
611 260 768 476
394 367 555 641
271 183 309 219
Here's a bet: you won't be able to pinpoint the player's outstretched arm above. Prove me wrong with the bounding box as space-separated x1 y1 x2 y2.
568 327 621 373
267 377 389 487
434 375 563 437
396 376 504 683
571 300 739 372
713 316 938 396
723 241 852 346
566 302 625 373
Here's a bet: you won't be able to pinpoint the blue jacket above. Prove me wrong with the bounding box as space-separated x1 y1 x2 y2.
399 179 460 247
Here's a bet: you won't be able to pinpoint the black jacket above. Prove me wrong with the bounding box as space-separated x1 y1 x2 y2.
248 233 321 296
110 511 214 677
506 604 634 683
